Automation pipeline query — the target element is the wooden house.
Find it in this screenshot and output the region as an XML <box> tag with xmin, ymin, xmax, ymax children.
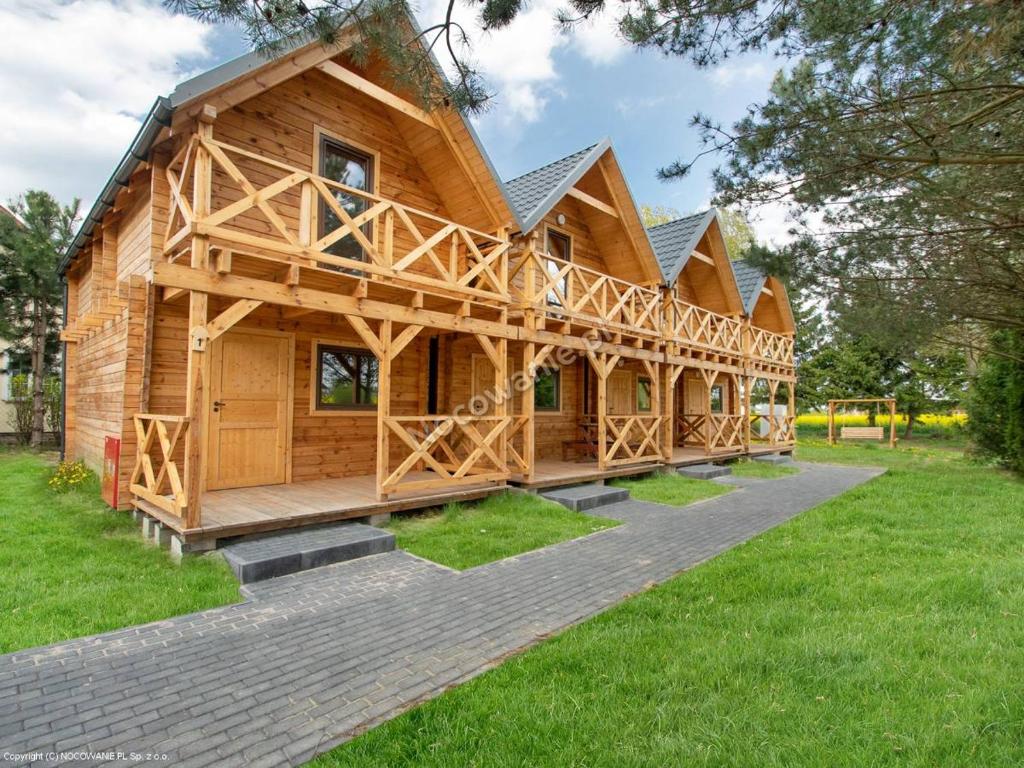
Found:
<box><xmin>58</xmin><ymin>21</ymin><xmax>796</xmax><ymax>550</ymax></box>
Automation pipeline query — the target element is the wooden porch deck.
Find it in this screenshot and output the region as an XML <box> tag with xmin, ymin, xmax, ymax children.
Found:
<box><xmin>511</xmin><ymin>459</ymin><xmax>662</xmax><ymax>490</ymax></box>
<box><xmin>138</xmin><ymin>472</ymin><xmax>504</xmax><ymax>543</ymax></box>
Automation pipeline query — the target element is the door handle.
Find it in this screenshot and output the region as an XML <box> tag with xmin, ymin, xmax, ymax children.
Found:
<box><xmin>213</xmin><ymin>400</ymin><xmax>226</xmax><ymax>412</ymax></box>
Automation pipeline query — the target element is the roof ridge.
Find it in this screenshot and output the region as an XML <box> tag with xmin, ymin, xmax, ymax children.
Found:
<box><xmin>504</xmin><ymin>142</ymin><xmax>600</xmax><ymax>185</ymax></box>
<box><xmin>645</xmin><ymin>209</ymin><xmax>711</xmax><ymax>231</ymax></box>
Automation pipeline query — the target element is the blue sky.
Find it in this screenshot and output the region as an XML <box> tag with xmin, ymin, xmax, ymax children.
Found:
<box><xmin>0</xmin><ymin>0</ymin><xmax>785</xmax><ymax>239</ymax></box>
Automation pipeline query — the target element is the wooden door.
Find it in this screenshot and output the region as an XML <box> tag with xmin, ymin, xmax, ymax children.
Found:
<box><xmin>471</xmin><ymin>354</ymin><xmax>495</xmax><ymax>415</ymax></box>
<box><xmin>684</xmin><ymin>375</ymin><xmax>706</xmax><ymax>414</ymax></box>
<box><xmin>207</xmin><ymin>329</ymin><xmax>294</xmax><ymax>490</ymax></box>
<box><xmin>608</xmin><ymin>370</ymin><xmax>632</xmax><ymax>414</ymax></box>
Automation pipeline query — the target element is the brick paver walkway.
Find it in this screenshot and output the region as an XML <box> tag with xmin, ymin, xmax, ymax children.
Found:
<box><xmin>0</xmin><ymin>462</ymin><xmax>881</xmax><ymax>767</ymax></box>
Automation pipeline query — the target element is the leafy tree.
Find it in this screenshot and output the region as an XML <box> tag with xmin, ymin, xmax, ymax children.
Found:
<box><xmin>0</xmin><ymin>191</ymin><xmax>79</xmax><ymax>447</ymax></box>
<box><xmin>640</xmin><ymin>204</ymin><xmax>679</xmax><ymax>227</ymax></box>
<box><xmin>716</xmin><ymin>207</ymin><xmax>755</xmax><ymax>260</ymax></box>
<box><xmin>965</xmin><ymin>330</ymin><xmax>1024</xmax><ymax>473</ymax></box>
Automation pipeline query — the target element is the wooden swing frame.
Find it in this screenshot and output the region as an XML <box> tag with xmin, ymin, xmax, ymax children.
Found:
<box><xmin>827</xmin><ymin>398</ymin><xmax>897</xmax><ymax>448</ymax></box>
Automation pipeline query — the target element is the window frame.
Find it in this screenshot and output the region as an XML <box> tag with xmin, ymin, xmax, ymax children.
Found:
<box><xmin>709</xmin><ymin>383</ymin><xmax>724</xmax><ymax>414</ymax></box>
<box><xmin>534</xmin><ymin>367</ymin><xmax>562</xmax><ymax>413</ymax></box>
<box><xmin>313</xmin><ymin>342</ymin><xmax>380</xmax><ymax>412</ymax></box>
<box><xmin>543</xmin><ymin>226</ymin><xmax>572</xmax><ymax>307</ymax></box>
<box><xmin>637</xmin><ymin>376</ymin><xmax>653</xmax><ymax>413</ymax></box>
<box><xmin>312</xmin><ymin>127</ymin><xmax>379</xmax><ymax>264</ymax></box>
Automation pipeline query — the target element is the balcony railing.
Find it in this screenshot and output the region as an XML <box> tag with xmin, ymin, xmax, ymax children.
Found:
<box><xmin>163</xmin><ymin>135</ymin><xmax>510</xmax><ymax>303</ymax></box>
<box><xmin>667</xmin><ymin>299</ymin><xmax>744</xmax><ymax>357</ymax></box>
<box><xmin>747</xmin><ymin>325</ymin><xmax>795</xmax><ymax>366</ymax></box>
<box><xmin>677</xmin><ymin>413</ymin><xmax>745</xmax><ymax>452</ymax></box>
<box><xmin>510</xmin><ymin>247</ymin><xmax>662</xmax><ymax>338</ymax></box>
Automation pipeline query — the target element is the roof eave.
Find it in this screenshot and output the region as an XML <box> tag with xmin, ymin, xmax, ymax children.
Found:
<box><xmin>59</xmin><ymin>96</ymin><xmax>173</xmax><ymax>276</ymax></box>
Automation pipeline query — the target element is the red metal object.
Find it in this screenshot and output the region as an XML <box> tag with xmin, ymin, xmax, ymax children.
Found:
<box><xmin>101</xmin><ymin>436</ymin><xmax>120</xmax><ymax>509</ymax></box>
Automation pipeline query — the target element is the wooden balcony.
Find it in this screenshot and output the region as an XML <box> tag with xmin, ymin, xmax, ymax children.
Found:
<box><xmin>747</xmin><ymin>325</ymin><xmax>795</xmax><ymax>369</ymax></box>
<box><xmin>666</xmin><ymin>298</ymin><xmax>745</xmax><ymax>359</ymax></box>
<box><xmin>510</xmin><ymin>247</ymin><xmax>663</xmax><ymax>344</ymax></box>
<box><xmin>162</xmin><ymin>134</ymin><xmax>510</xmax><ymax>306</ymax></box>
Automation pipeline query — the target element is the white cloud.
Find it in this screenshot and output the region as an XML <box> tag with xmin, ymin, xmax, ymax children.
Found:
<box><xmin>415</xmin><ymin>0</ymin><xmax>626</xmax><ymax>128</ymax></box>
<box><xmin>0</xmin><ymin>0</ymin><xmax>216</xmax><ymax>206</ymax></box>
<box><xmin>708</xmin><ymin>60</ymin><xmax>772</xmax><ymax>88</ymax></box>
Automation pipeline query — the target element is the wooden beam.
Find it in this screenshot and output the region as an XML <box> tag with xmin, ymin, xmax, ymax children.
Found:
<box><xmin>206</xmin><ymin>299</ymin><xmax>263</xmax><ymax>340</ymax></box>
<box><xmin>316</xmin><ymin>61</ymin><xmax>435</xmax><ymax>127</ymax></box>
<box><xmin>761</xmin><ymin>285</ymin><xmax>775</xmax><ymax>296</ymax></box>
<box><xmin>566</xmin><ymin>186</ymin><xmax>618</xmax><ymax>218</ymax></box>
<box><xmin>690</xmin><ymin>249</ymin><xmax>715</xmax><ymax>266</ymax></box>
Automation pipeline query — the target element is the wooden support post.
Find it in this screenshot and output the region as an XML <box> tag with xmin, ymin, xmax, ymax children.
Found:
<box><xmin>767</xmin><ymin>379</ymin><xmax>779</xmax><ymax>447</ymax></box>
<box><xmin>596</xmin><ymin>356</ymin><xmax>607</xmax><ymax>470</ymax></box>
<box><xmin>183</xmin><ymin>106</ymin><xmax>216</xmax><ymax>529</ymax></box>
<box><xmin>889</xmin><ymin>398</ymin><xmax>897</xmax><ymax>448</ymax></box>
<box><xmin>702</xmin><ymin>369</ymin><xmax>718</xmax><ymax>455</ymax></box>
<box><xmin>376</xmin><ymin>319</ymin><xmax>393</xmax><ymax>501</ymax></box>
<box><xmin>522</xmin><ymin>339</ymin><xmax>536</xmax><ymax>481</ymax></box>
<box><xmin>743</xmin><ymin>376</ymin><xmax>753</xmax><ymax>452</ymax></box>
<box><xmin>787</xmin><ymin>381</ymin><xmax>796</xmax><ymax>444</ymax></box>
<box><xmin>827</xmin><ymin>399</ymin><xmax>836</xmax><ymax>445</ymax></box>
<box><xmin>494</xmin><ymin>334</ymin><xmax>508</xmax><ymax>468</ymax></box>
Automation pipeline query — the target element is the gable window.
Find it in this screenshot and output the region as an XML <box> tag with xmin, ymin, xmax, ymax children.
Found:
<box><xmin>535</xmin><ymin>368</ymin><xmax>561</xmax><ymax>412</ymax></box>
<box><xmin>545</xmin><ymin>229</ymin><xmax>571</xmax><ymax>307</ymax></box>
<box><xmin>317</xmin><ymin>344</ymin><xmax>379</xmax><ymax>409</ymax></box>
<box><xmin>709</xmin><ymin>384</ymin><xmax>724</xmax><ymax>414</ymax></box>
<box><xmin>637</xmin><ymin>376</ymin><xmax>652</xmax><ymax>412</ymax></box>
<box><xmin>318</xmin><ymin>135</ymin><xmax>374</xmax><ymax>264</ymax></box>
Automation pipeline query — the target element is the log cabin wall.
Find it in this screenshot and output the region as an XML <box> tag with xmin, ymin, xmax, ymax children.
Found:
<box><xmin>146</xmin><ymin>301</ymin><xmax>428</xmax><ymax>482</ymax></box>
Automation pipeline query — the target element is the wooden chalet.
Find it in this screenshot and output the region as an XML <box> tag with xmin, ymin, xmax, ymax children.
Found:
<box><xmin>58</xmin><ymin>21</ymin><xmax>797</xmax><ymax>549</ymax></box>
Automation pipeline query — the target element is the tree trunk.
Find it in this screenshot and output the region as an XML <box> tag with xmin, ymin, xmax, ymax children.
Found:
<box><xmin>903</xmin><ymin>412</ymin><xmax>915</xmax><ymax>439</ymax></box>
<box><xmin>30</xmin><ymin>297</ymin><xmax>46</xmax><ymax>448</ymax></box>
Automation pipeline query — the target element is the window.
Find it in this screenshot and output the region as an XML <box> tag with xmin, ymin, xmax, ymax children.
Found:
<box><xmin>535</xmin><ymin>368</ymin><xmax>561</xmax><ymax>412</ymax></box>
<box><xmin>316</xmin><ymin>345</ymin><xmax>379</xmax><ymax>409</ymax></box>
<box><xmin>545</xmin><ymin>229</ymin><xmax>571</xmax><ymax>307</ymax></box>
<box><xmin>637</xmin><ymin>377</ymin><xmax>652</xmax><ymax>412</ymax></box>
<box><xmin>709</xmin><ymin>384</ymin><xmax>724</xmax><ymax>414</ymax></box>
<box><xmin>318</xmin><ymin>135</ymin><xmax>374</xmax><ymax>264</ymax></box>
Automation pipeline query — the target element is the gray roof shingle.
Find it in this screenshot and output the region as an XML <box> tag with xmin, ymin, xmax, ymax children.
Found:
<box><xmin>504</xmin><ymin>141</ymin><xmax>607</xmax><ymax>231</ymax></box>
<box><xmin>729</xmin><ymin>258</ymin><xmax>768</xmax><ymax>315</ymax></box>
<box><xmin>645</xmin><ymin>209</ymin><xmax>716</xmax><ymax>285</ymax></box>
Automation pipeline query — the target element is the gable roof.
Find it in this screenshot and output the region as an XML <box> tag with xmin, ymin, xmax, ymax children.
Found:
<box><xmin>60</xmin><ymin>14</ymin><xmax>522</xmax><ymax>274</ymax></box>
<box><xmin>645</xmin><ymin>209</ymin><xmax>716</xmax><ymax>285</ymax></box>
<box><xmin>730</xmin><ymin>258</ymin><xmax>768</xmax><ymax>315</ymax></box>
<box><xmin>504</xmin><ymin>141</ymin><xmax>605</xmax><ymax>232</ymax></box>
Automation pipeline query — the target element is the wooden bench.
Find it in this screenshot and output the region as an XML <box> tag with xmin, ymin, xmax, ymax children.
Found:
<box><xmin>840</xmin><ymin>426</ymin><xmax>885</xmax><ymax>440</ymax></box>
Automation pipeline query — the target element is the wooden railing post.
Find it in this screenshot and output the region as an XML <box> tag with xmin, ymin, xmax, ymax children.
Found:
<box><xmin>767</xmin><ymin>378</ymin><xmax>779</xmax><ymax>446</ymax></box>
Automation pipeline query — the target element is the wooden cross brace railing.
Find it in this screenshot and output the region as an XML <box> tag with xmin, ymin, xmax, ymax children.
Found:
<box><xmin>129</xmin><ymin>414</ymin><xmax>189</xmax><ymax>520</ymax></box>
<box><xmin>670</xmin><ymin>300</ymin><xmax>744</xmax><ymax>355</ymax></box>
<box><xmin>748</xmin><ymin>326</ymin><xmax>795</xmax><ymax>365</ymax></box>
<box><xmin>380</xmin><ymin>415</ymin><xmax>512</xmax><ymax>496</ymax></box>
<box><xmin>603</xmin><ymin>415</ymin><xmax>664</xmax><ymax>466</ymax></box>
<box><xmin>510</xmin><ymin>248</ymin><xmax>662</xmax><ymax>335</ymax></box>
<box><xmin>165</xmin><ymin>135</ymin><xmax>510</xmax><ymax>303</ymax></box>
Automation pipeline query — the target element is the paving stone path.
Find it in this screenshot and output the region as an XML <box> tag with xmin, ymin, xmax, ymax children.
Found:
<box><xmin>0</xmin><ymin>462</ymin><xmax>882</xmax><ymax>767</ymax></box>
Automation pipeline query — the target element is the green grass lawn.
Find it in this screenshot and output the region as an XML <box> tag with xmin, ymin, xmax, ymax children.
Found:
<box><xmin>610</xmin><ymin>471</ymin><xmax>731</xmax><ymax>505</ymax></box>
<box><xmin>315</xmin><ymin>440</ymin><xmax>1024</xmax><ymax>767</ymax></box>
<box><xmin>0</xmin><ymin>451</ymin><xmax>239</xmax><ymax>654</ymax></box>
<box><xmin>387</xmin><ymin>492</ymin><xmax>618</xmax><ymax>570</ymax></box>
<box><xmin>729</xmin><ymin>458</ymin><xmax>800</xmax><ymax>479</ymax></box>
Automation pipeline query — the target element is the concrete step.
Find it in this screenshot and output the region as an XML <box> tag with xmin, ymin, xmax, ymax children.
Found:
<box><xmin>540</xmin><ymin>483</ymin><xmax>629</xmax><ymax>512</ymax></box>
<box><xmin>221</xmin><ymin>523</ymin><xmax>395</xmax><ymax>584</ymax></box>
<box><xmin>677</xmin><ymin>463</ymin><xmax>732</xmax><ymax>480</ymax></box>
<box><xmin>753</xmin><ymin>453</ymin><xmax>795</xmax><ymax>465</ymax></box>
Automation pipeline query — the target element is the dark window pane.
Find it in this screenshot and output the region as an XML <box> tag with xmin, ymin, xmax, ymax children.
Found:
<box><xmin>319</xmin><ymin>138</ymin><xmax>373</xmax><ymax>264</ymax></box>
<box><xmin>535</xmin><ymin>368</ymin><xmax>560</xmax><ymax>411</ymax></box>
<box><xmin>318</xmin><ymin>346</ymin><xmax>378</xmax><ymax>409</ymax></box>
<box><xmin>637</xmin><ymin>377</ymin><xmax>652</xmax><ymax>412</ymax></box>
<box><xmin>710</xmin><ymin>384</ymin><xmax>723</xmax><ymax>414</ymax></box>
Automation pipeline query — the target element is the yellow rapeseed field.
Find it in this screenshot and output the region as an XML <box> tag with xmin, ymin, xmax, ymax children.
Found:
<box><xmin>796</xmin><ymin>412</ymin><xmax>967</xmax><ymax>429</ymax></box>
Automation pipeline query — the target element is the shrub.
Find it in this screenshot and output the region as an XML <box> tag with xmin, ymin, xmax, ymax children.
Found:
<box><xmin>48</xmin><ymin>460</ymin><xmax>92</xmax><ymax>493</ymax></box>
<box><xmin>7</xmin><ymin>373</ymin><xmax>32</xmax><ymax>445</ymax></box>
